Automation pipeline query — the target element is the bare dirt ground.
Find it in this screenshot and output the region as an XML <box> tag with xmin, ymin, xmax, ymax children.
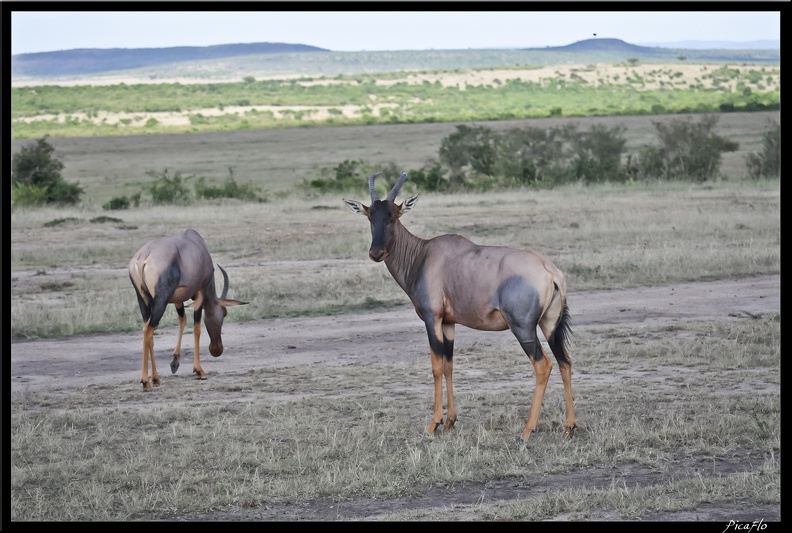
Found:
<box><xmin>10</xmin><ymin>274</ymin><xmax>780</xmax><ymax>521</ymax></box>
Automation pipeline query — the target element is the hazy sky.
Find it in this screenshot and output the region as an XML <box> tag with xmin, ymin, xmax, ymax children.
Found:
<box><xmin>10</xmin><ymin>10</ymin><xmax>781</xmax><ymax>56</ymax></box>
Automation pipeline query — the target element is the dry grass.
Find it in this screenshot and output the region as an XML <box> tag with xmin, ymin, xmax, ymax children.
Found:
<box><xmin>10</xmin><ymin>180</ymin><xmax>780</xmax><ymax>340</ymax></box>
<box><xmin>10</xmin><ymin>316</ymin><xmax>780</xmax><ymax>520</ymax></box>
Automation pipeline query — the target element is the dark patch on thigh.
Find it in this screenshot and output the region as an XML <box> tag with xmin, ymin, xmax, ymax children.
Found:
<box><xmin>497</xmin><ymin>276</ymin><xmax>542</xmax><ymax>343</ymax></box>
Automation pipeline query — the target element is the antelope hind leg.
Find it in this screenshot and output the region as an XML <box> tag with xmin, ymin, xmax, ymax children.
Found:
<box><xmin>171</xmin><ymin>305</ymin><xmax>187</xmax><ymax>374</ymax></box>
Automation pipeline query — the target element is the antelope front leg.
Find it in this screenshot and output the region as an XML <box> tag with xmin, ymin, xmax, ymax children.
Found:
<box><xmin>192</xmin><ymin>323</ymin><xmax>207</xmax><ymax>380</ymax></box>
<box><xmin>443</xmin><ymin>358</ymin><xmax>456</xmax><ymax>430</ymax></box>
<box><xmin>442</xmin><ymin>323</ymin><xmax>457</xmax><ymax>430</ymax></box>
<box><xmin>425</xmin><ymin>349</ymin><xmax>445</xmax><ymax>435</ymax></box>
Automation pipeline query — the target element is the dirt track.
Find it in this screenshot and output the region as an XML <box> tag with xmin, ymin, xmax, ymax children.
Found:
<box><xmin>10</xmin><ymin>275</ymin><xmax>780</xmax><ymax>398</ymax></box>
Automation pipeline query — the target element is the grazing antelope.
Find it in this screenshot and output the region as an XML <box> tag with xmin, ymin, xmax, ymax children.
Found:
<box><xmin>129</xmin><ymin>228</ymin><xmax>248</xmax><ymax>391</ymax></box>
<box><xmin>344</xmin><ymin>173</ymin><xmax>575</xmax><ymax>443</ymax></box>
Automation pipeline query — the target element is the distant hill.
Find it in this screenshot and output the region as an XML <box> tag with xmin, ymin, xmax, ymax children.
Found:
<box><xmin>524</xmin><ymin>38</ymin><xmax>778</xmax><ymax>63</ymax></box>
<box><xmin>529</xmin><ymin>38</ymin><xmax>665</xmax><ymax>55</ymax></box>
<box><xmin>10</xmin><ymin>39</ymin><xmax>779</xmax><ymax>81</ymax></box>
<box><xmin>11</xmin><ymin>42</ymin><xmax>329</xmax><ymax>77</ymax></box>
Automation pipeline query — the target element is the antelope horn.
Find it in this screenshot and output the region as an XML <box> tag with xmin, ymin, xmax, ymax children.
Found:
<box><xmin>368</xmin><ymin>173</ymin><xmax>382</xmax><ymax>202</ymax></box>
<box><xmin>386</xmin><ymin>172</ymin><xmax>408</xmax><ymax>201</ymax></box>
<box><xmin>218</xmin><ymin>264</ymin><xmax>230</xmax><ymax>300</ymax></box>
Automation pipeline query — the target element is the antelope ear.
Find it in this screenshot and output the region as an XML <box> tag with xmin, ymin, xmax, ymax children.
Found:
<box><xmin>400</xmin><ymin>195</ymin><xmax>419</xmax><ymax>215</ymax></box>
<box><xmin>343</xmin><ymin>199</ymin><xmax>369</xmax><ymax>215</ymax></box>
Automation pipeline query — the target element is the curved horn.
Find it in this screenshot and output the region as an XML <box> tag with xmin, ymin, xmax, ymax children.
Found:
<box><xmin>368</xmin><ymin>173</ymin><xmax>382</xmax><ymax>202</ymax></box>
<box><xmin>386</xmin><ymin>172</ymin><xmax>408</xmax><ymax>201</ymax></box>
<box><xmin>218</xmin><ymin>264</ymin><xmax>230</xmax><ymax>300</ymax></box>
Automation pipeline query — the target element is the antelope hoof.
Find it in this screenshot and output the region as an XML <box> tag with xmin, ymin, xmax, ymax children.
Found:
<box><xmin>141</xmin><ymin>380</ymin><xmax>152</xmax><ymax>392</ymax></box>
<box><xmin>193</xmin><ymin>370</ymin><xmax>207</xmax><ymax>381</ymax></box>
<box><xmin>443</xmin><ymin>418</ymin><xmax>457</xmax><ymax>430</ymax></box>
<box><xmin>170</xmin><ymin>360</ymin><xmax>179</xmax><ymax>374</ymax></box>
<box><xmin>517</xmin><ymin>427</ymin><xmax>539</xmax><ymax>445</ymax></box>
<box><xmin>151</xmin><ymin>376</ymin><xmax>161</xmax><ymax>387</ymax></box>
<box><xmin>425</xmin><ymin>420</ymin><xmax>442</xmax><ymax>436</ymax></box>
<box><xmin>564</xmin><ymin>424</ymin><xmax>577</xmax><ymax>438</ymax></box>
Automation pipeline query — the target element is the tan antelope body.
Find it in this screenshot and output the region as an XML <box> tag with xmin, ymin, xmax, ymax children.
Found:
<box><xmin>128</xmin><ymin>228</ymin><xmax>247</xmax><ymax>391</ymax></box>
<box><xmin>345</xmin><ymin>173</ymin><xmax>576</xmax><ymax>443</ymax></box>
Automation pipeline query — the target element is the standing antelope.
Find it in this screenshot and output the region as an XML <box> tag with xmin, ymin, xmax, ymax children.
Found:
<box><xmin>344</xmin><ymin>173</ymin><xmax>576</xmax><ymax>443</ymax></box>
<box><xmin>129</xmin><ymin>228</ymin><xmax>248</xmax><ymax>391</ymax></box>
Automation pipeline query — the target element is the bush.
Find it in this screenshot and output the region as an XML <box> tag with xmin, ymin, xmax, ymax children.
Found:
<box><xmin>745</xmin><ymin>119</ymin><xmax>780</xmax><ymax>179</ymax></box>
<box><xmin>407</xmin><ymin>162</ymin><xmax>449</xmax><ymax>192</ymax></box>
<box><xmin>103</xmin><ymin>196</ymin><xmax>130</xmax><ymax>210</ymax></box>
<box><xmin>11</xmin><ymin>184</ymin><xmax>49</xmax><ymax>206</ymax></box>
<box><xmin>438</xmin><ymin>125</ymin><xmax>498</xmax><ymax>187</ymax></box>
<box><xmin>303</xmin><ymin>159</ymin><xmax>394</xmax><ymax>195</ymax></box>
<box><xmin>145</xmin><ymin>169</ymin><xmax>193</xmax><ymax>205</ymax></box>
<box><xmin>11</xmin><ymin>137</ymin><xmax>84</xmax><ymax>206</ymax></box>
<box><xmin>628</xmin><ymin>115</ymin><xmax>739</xmax><ymax>181</ymax></box>
<box><xmin>102</xmin><ymin>193</ymin><xmax>141</xmax><ymax>211</ymax></box>
<box><xmin>303</xmin><ymin>159</ymin><xmax>365</xmax><ymax>194</ymax></box>
<box><xmin>566</xmin><ymin>124</ymin><xmax>629</xmax><ymax>183</ymax></box>
<box><xmin>440</xmin><ymin>123</ymin><xmax>629</xmax><ymax>187</ymax></box>
<box><xmin>626</xmin><ymin>146</ymin><xmax>667</xmax><ymax>181</ymax></box>
<box><xmin>194</xmin><ymin>168</ymin><xmax>266</xmax><ymax>202</ymax></box>
<box><xmin>494</xmin><ymin>126</ymin><xmax>563</xmax><ymax>185</ymax></box>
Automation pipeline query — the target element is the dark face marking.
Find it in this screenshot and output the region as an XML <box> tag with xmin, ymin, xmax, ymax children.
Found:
<box><xmin>204</xmin><ymin>302</ymin><xmax>227</xmax><ymax>357</ymax></box>
<box><xmin>368</xmin><ymin>200</ymin><xmax>398</xmax><ymax>262</ymax></box>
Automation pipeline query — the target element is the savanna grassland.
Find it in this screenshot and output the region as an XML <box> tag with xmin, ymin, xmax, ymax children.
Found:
<box><xmin>10</xmin><ymin>50</ymin><xmax>780</xmax><ymax>521</ymax></box>
<box><xmin>11</xmin><ymin>61</ymin><xmax>780</xmax><ymax>139</ymax></box>
<box><xmin>10</xmin><ymin>178</ymin><xmax>781</xmax><ymax>521</ymax></box>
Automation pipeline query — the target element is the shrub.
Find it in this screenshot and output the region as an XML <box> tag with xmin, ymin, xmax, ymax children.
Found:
<box><xmin>90</xmin><ymin>216</ymin><xmax>123</xmax><ymax>223</ymax></box>
<box><xmin>102</xmin><ymin>192</ymin><xmax>140</xmax><ymax>210</ymax></box>
<box><xmin>194</xmin><ymin>168</ymin><xmax>266</xmax><ymax>202</ymax></box>
<box><xmin>11</xmin><ymin>137</ymin><xmax>84</xmax><ymax>205</ymax></box>
<box><xmin>438</xmin><ymin>125</ymin><xmax>498</xmax><ymax>187</ymax></box>
<box><xmin>566</xmin><ymin>124</ymin><xmax>629</xmax><ymax>183</ymax></box>
<box><xmin>103</xmin><ymin>196</ymin><xmax>130</xmax><ymax>210</ymax></box>
<box><xmin>145</xmin><ymin>169</ymin><xmax>193</xmax><ymax>205</ymax></box>
<box><xmin>626</xmin><ymin>146</ymin><xmax>667</xmax><ymax>181</ymax></box>
<box><xmin>302</xmin><ymin>160</ymin><xmax>410</xmax><ymax>196</ymax></box>
<box><xmin>629</xmin><ymin>115</ymin><xmax>739</xmax><ymax>181</ymax></box>
<box><xmin>43</xmin><ymin>217</ymin><xmax>80</xmax><ymax>227</ymax></box>
<box><xmin>494</xmin><ymin>126</ymin><xmax>564</xmax><ymax>185</ymax></box>
<box><xmin>745</xmin><ymin>119</ymin><xmax>780</xmax><ymax>179</ymax></box>
<box><xmin>11</xmin><ymin>184</ymin><xmax>49</xmax><ymax>206</ymax></box>
<box><xmin>407</xmin><ymin>162</ymin><xmax>449</xmax><ymax>192</ymax></box>
<box><xmin>441</xmin><ymin>123</ymin><xmax>629</xmax><ymax>187</ymax></box>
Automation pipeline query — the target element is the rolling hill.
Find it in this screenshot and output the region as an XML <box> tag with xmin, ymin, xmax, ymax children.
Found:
<box><xmin>11</xmin><ymin>42</ymin><xmax>328</xmax><ymax>77</ymax></box>
<box><xmin>10</xmin><ymin>38</ymin><xmax>780</xmax><ymax>80</ymax></box>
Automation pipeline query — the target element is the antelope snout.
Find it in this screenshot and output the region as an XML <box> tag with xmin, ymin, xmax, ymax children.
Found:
<box><xmin>369</xmin><ymin>248</ymin><xmax>386</xmax><ymax>262</ymax></box>
<box><xmin>209</xmin><ymin>342</ymin><xmax>224</xmax><ymax>357</ymax></box>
